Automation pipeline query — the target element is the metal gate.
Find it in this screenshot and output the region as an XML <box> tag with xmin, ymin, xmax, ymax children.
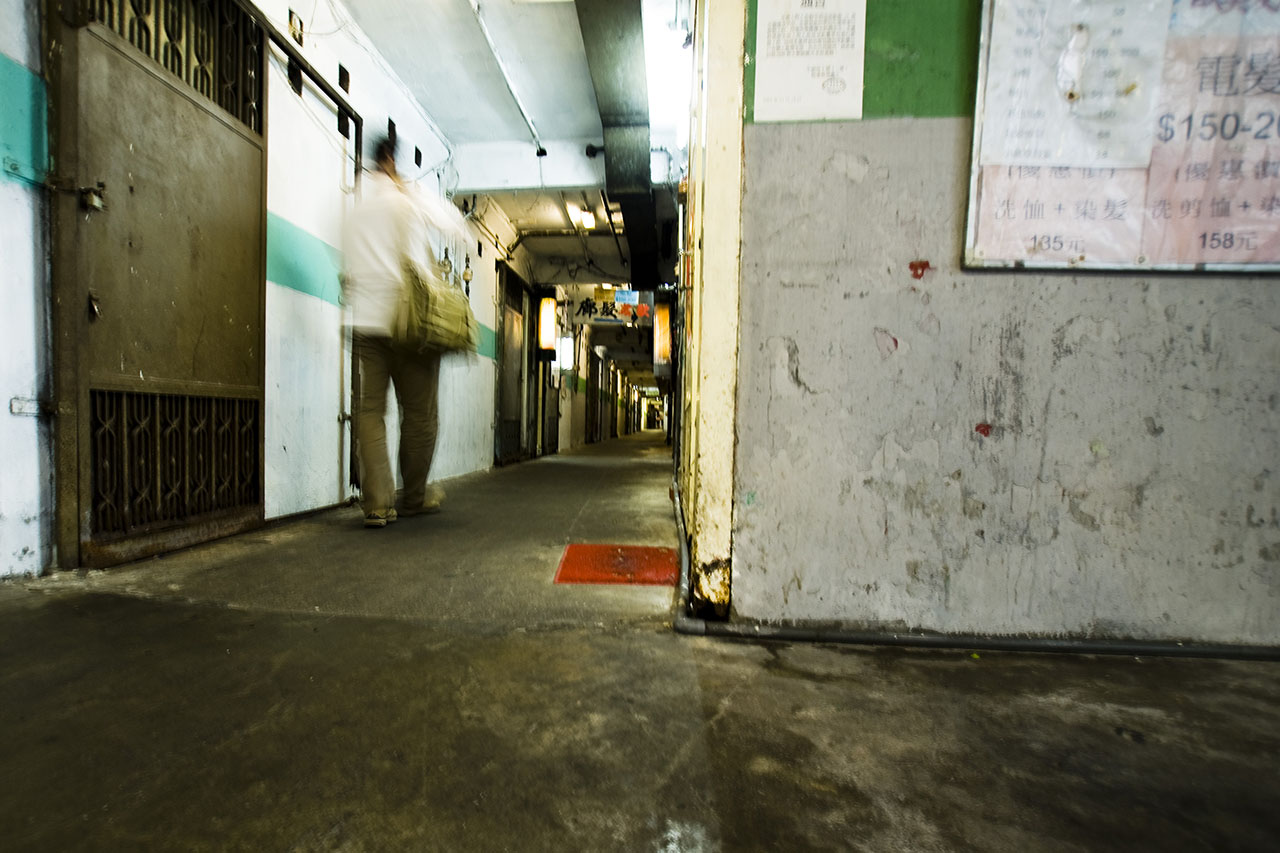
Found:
<box><xmin>49</xmin><ymin>1</ymin><xmax>267</xmax><ymax>567</ymax></box>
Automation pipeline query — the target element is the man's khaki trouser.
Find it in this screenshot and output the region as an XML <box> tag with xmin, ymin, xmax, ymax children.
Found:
<box><xmin>352</xmin><ymin>333</ymin><xmax>441</xmax><ymax>513</ymax></box>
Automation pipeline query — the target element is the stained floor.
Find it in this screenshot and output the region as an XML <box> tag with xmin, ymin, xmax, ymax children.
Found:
<box><xmin>2</xmin><ymin>432</ymin><xmax>1278</xmax><ymax>851</ymax></box>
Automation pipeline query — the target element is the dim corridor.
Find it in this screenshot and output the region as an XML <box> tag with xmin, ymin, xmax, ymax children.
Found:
<box><xmin>1</xmin><ymin>432</ymin><xmax>1279</xmax><ymax>851</ymax></box>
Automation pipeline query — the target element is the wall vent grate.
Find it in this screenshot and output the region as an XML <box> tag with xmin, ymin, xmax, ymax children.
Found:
<box><xmin>90</xmin><ymin>390</ymin><xmax>260</xmax><ymax>536</ymax></box>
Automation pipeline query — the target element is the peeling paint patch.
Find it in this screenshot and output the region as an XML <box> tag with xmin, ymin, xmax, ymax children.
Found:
<box><xmin>693</xmin><ymin>559</ymin><xmax>731</xmax><ymax>618</ymax></box>
<box><xmin>1246</xmin><ymin>505</ymin><xmax>1278</xmax><ymax>529</ymax></box>
<box><xmin>1069</xmin><ymin>498</ymin><xmax>1101</xmax><ymax>532</ymax></box>
<box><xmin>1260</xmin><ymin>543</ymin><xmax>1280</xmax><ymax>562</ymax></box>
<box><xmin>873</xmin><ymin>327</ymin><xmax>899</xmax><ymax>359</ymax></box>
<box><xmin>782</xmin><ymin>338</ymin><xmax>820</xmax><ymax>394</ymax></box>
<box><xmin>781</xmin><ymin>572</ymin><xmax>803</xmax><ymax>605</ymax></box>
<box><xmin>822</xmin><ymin>150</ymin><xmax>870</xmax><ymax>182</ymax></box>
<box><xmin>1144</xmin><ymin>417</ymin><xmax>1164</xmax><ymax>437</ymax></box>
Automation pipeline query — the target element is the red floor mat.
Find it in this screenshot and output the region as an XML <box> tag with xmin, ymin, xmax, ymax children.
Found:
<box><xmin>554</xmin><ymin>544</ymin><xmax>679</xmax><ymax>586</ymax></box>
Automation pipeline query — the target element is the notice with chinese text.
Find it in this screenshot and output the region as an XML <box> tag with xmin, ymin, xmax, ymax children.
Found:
<box><xmin>752</xmin><ymin>0</ymin><xmax>866</xmax><ymax>122</ymax></box>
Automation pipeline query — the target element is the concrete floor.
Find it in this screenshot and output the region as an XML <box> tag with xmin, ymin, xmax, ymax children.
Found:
<box><xmin>2</xmin><ymin>432</ymin><xmax>1279</xmax><ymax>851</ymax></box>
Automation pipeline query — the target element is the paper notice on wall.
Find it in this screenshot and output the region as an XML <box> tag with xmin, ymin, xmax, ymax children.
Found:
<box><xmin>979</xmin><ymin>0</ymin><xmax>1174</xmax><ymax>167</ymax></box>
<box><xmin>752</xmin><ymin>0</ymin><xmax>866</xmax><ymax>123</ymax></box>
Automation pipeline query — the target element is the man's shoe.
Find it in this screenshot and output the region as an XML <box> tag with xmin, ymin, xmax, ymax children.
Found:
<box><xmin>401</xmin><ymin>485</ymin><xmax>445</xmax><ymax>517</ymax></box>
<box><xmin>364</xmin><ymin>508</ymin><xmax>398</xmax><ymax>528</ymax></box>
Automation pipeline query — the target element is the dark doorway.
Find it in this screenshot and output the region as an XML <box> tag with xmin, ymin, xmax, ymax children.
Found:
<box><xmin>495</xmin><ymin>264</ymin><xmax>528</xmax><ymax>465</ymax></box>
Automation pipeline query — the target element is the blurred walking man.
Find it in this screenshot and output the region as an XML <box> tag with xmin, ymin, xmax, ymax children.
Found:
<box><xmin>342</xmin><ymin>135</ymin><xmax>444</xmax><ymax>527</ymax></box>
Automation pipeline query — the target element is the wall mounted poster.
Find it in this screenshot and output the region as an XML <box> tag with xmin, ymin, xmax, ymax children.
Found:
<box><xmin>750</xmin><ymin>0</ymin><xmax>867</xmax><ymax>122</ymax></box>
<box><xmin>966</xmin><ymin>0</ymin><xmax>1280</xmax><ymax>270</ymax></box>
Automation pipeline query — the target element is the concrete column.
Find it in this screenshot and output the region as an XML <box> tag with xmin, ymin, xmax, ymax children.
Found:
<box><xmin>682</xmin><ymin>0</ymin><xmax>744</xmax><ymax>612</ymax></box>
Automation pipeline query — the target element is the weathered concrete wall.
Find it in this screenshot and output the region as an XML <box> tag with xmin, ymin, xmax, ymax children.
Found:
<box><xmin>733</xmin><ymin>119</ymin><xmax>1280</xmax><ymax>645</ymax></box>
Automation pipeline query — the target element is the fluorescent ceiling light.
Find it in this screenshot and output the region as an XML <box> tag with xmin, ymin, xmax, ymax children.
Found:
<box><xmin>642</xmin><ymin>0</ymin><xmax>693</xmax><ymax>156</ymax></box>
<box><xmin>579</xmin><ymin>210</ymin><xmax>596</xmax><ymax>229</ymax></box>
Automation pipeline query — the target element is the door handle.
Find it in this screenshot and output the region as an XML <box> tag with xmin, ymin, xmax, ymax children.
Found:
<box><xmin>87</xmin><ymin>291</ymin><xmax>101</xmax><ymax>321</ymax></box>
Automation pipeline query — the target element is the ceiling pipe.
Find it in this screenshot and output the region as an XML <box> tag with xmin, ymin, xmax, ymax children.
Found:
<box><xmin>601</xmin><ymin>189</ymin><xmax>628</xmax><ymax>268</ymax></box>
<box><xmin>507</xmin><ymin>228</ymin><xmax>606</xmax><ymax>253</ymax></box>
<box><xmin>574</xmin><ymin>0</ymin><xmax>658</xmax><ymax>288</ymax></box>
<box><xmin>468</xmin><ymin>1</ymin><xmax>546</xmax><ymax>156</ymax></box>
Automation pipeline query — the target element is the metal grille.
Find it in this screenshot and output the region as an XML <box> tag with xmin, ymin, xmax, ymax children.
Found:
<box><xmin>83</xmin><ymin>0</ymin><xmax>263</xmax><ymax>133</ymax></box>
<box><xmin>90</xmin><ymin>390</ymin><xmax>260</xmax><ymax>536</ymax></box>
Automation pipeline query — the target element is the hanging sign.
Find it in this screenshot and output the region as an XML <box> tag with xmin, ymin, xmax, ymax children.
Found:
<box><xmin>966</xmin><ymin>0</ymin><xmax>1280</xmax><ymax>271</ymax></box>
<box><xmin>567</xmin><ymin>287</ymin><xmax>655</xmax><ymax>326</ymax></box>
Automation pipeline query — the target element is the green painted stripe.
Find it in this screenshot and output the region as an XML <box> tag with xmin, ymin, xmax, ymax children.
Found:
<box><xmin>266</xmin><ymin>212</ymin><xmax>342</xmax><ymax>305</ymax></box>
<box><xmin>0</xmin><ymin>53</ymin><xmax>48</xmax><ymax>185</ymax></box>
<box><xmin>476</xmin><ymin>322</ymin><xmax>497</xmax><ymax>361</ymax></box>
<box><xmin>266</xmin><ymin>211</ymin><xmax>497</xmax><ymax>359</ymax></box>
<box><xmin>577</xmin><ymin>375</ymin><xmax>588</xmax><ymax>394</ymax></box>
<box><xmin>743</xmin><ymin>0</ymin><xmax>759</xmax><ymax>125</ymax></box>
<box><xmin>863</xmin><ymin>0</ymin><xmax>981</xmax><ymax>119</ymax></box>
<box><xmin>744</xmin><ymin>0</ymin><xmax>981</xmax><ymax>123</ymax></box>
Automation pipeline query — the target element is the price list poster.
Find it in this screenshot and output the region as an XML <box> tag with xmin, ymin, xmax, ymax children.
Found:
<box><xmin>966</xmin><ymin>0</ymin><xmax>1280</xmax><ymax>270</ymax></box>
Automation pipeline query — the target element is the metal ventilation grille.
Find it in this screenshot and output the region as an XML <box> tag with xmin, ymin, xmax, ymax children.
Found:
<box><xmin>90</xmin><ymin>390</ymin><xmax>260</xmax><ymax>536</ymax></box>
<box><xmin>82</xmin><ymin>0</ymin><xmax>264</xmax><ymax>133</ymax></box>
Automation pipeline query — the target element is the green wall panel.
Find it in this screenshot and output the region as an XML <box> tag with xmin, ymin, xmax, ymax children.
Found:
<box><xmin>745</xmin><ymin>0</ymin><xmax>981</xmax><ymax>123</ymax></box>
<box><xmin>0</xmin><ymin>52</ymin><xmax>48</xmax><ymax>185</ymax></box>
<box><xmin>863</xmin><ymin>0</ymin><xmax>981</xmax><ymax>118</ymax></box>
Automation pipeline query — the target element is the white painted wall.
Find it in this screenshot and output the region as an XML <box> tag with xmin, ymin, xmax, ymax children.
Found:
<box><xmin>0</xmin><ymin>0</ymin><xmax>49</xmax><ymax>577</ymax></box>
<box><xmin>733</xmin><ymin>119</ymin><xmax>1280</xmax><ymax>646</ymax></box>
<box><xmin>260</xmin><ymin>14</ymin><xmax>351</xmax><ymax>518</ymax></box>
<box><xmin>0</xmin><ymin>178</ymin><xmax>49</xmax><ymax>577</ymax></box>
<box><xmin>0</xmin><ymin>0</ymin><xmax>35</xmax><ymax>66</ymax></box>
<box><xmin>263</xmin><ymin>283</ymin><xmax>346</xmax><ymax>518</ymax></box>
<box><xmin>255</xmin><ymin>0</ymin><xmax>495</xmax><ymax>515</ymax></box>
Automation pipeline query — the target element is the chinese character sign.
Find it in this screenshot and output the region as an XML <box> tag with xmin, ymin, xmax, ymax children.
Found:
<box><xmin>967</xmin><ymin>0</ymin><xmax>1280</xmax><ymax>269</ymax></box>
<box><xmin>567</xmin><ymin>287</ymin><xmax>655</xmax><ymax>326</ymax></box>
